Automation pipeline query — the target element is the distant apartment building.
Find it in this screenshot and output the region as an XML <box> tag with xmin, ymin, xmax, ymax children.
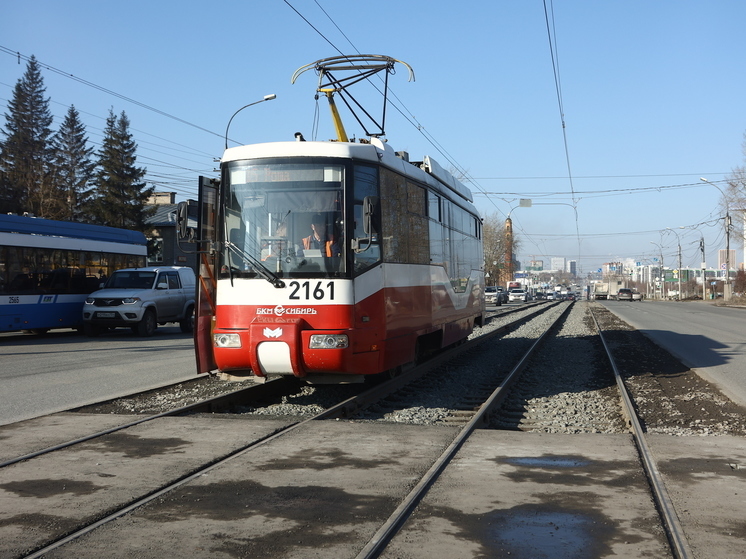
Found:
<box><xmin>603</xmin><ymin>261</ymin><xmax>624</xmax><ymax>276</ymax></box>
<box><xmin>718</xmin><ymin>249</ymin><xmax>737</xmax><ymax>271</ymax></box>
<box><xmin>550</xmin><ymin>257</ymin><xmax>566</xmax><ymax>272</ymax></box>
<box><xmin>566</xmin><ymin>260</ymin><xmax>577</xmax><ymax>276</ymax></box>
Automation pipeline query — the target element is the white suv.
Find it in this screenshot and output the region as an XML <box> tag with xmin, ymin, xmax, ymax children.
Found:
<box><xmin>82</xmin><ymin>266</ymin><xmax>195</xmax><ymax>337</ymax></box>
<box><xmin>508</xmin><ymin>288</ymin><xmax>528</xmax><ymax>303</ymax></box>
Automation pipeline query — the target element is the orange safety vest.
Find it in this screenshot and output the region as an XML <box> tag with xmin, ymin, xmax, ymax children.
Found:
<box><xmin>302</xmin><ymin>235</ymin><xmax>336</xmax><ymax>257</ymax></box>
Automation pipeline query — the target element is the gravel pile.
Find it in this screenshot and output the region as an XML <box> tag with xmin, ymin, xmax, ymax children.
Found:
<box><xmin>81</xmin><ymin>301</ymin><xmax>746</xmax><ymax>439</ymax></box>
<box><xmin>358</xmin><ymin>303</ymin><xmax>569</xmax><ymax>424</ymax></box>
<box><xmin>592</xmin><ymin>304</ymin><xmax>746</xmax><ymax>437</ymax></box>
<box><xmin>489</xmin><ymin>303</ymin><xmax>627</xmax><ymax>433</ymax></box>
<box><xmin>76</xmin><ymin>376</ymin><xmax>260</xmax><ymax>415</ymax></box>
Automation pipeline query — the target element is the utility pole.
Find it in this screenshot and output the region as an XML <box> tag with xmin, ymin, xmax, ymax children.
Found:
<box><xmin>667</xmin><ymin>228</ymin><xmax>683</xmax><ymax>300</ymax></box>
<box><xmin>700</xmin><ymin>236</ymin><xmax>706</xmax><ymax>300</ymax></box>
<box><xmin>700</xmin><ymin>178</ymin><xmax>732</xmax><ymax>300</ymax></box>
<box><xmin>677</xmin><ymin>242</ymin><xmax>683</xmax><ymax>301</ymax></box>
<box><xmin>725</xmin><ymin>212</ymin><xmax>732</xmax><ymax>299</ymax></box>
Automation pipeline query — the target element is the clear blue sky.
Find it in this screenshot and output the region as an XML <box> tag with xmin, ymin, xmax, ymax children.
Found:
<box><xmin>2</xmin><ymin>1</ymin><xmax>745</xmax><ymax>276</ymax></box>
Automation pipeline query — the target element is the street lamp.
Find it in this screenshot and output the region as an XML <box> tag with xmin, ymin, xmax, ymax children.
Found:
<box><xmin>224</xmin><ymin>94</ymin><xmax>277</xmax><ymax>150</ymax></box>
<box><xmin>700</xmin><ymin>177</ymin><xmax>732</xmax><ymax>300</ymax></box>
<box><xmin>665</xmin><ymin>227</ymin><xmax>683</xmax><ymax>300</ymax></box>
<box><xmin>650</xmin><ymin>241</ymin><xmax>664</xmax><ymax>299</ymax></box>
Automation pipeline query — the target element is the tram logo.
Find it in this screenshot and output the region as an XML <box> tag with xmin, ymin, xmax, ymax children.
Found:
<box><xmin>256</xmin><ymin>305</ymin><xmax>318</xmax><ymax>317</ymax></box>
<box><xmin>263</xmin><ymin>327</ymin><xmax>283</xmax><ymax>338</ymax></box>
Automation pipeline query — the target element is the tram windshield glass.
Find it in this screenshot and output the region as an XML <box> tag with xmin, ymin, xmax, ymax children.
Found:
<box><xmin>222</xmin><ymin>161</ymin><xmax>346</xmax><ymax>279</ymax></box>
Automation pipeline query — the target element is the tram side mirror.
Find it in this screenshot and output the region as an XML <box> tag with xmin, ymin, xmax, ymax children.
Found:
<box><xmin>362</xmin><ymin>196</ymin><xmax>379</xmax><ymax>236</ymax></box>
<box><xmin>176</xmin><ymin>201</ymin><xmax>192</xmax><ymax>240</ymax></box>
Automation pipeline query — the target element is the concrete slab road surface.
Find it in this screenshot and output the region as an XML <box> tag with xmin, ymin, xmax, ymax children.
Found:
<box><xmin>383</xmin><ymin>431</ymin><xmax>671</xmax><ymax>558</ymax></box>
<box><xmin>3</xmin><ymin>420</ymin><xmax>744</xmax><ymax>557</ymax></box>
<box><xmin>384</xmin><ymin>430</ymin><xmax>746</xmax><ymax>559</ymax></box>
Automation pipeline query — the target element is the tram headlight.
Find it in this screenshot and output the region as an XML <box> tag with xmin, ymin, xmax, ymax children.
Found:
<box><xmin>309</xmin><ymin>334</ymin><xmax>348</xmax><ymax>349</ymax></box>
<box><xmin>214</xmin><ymin>333</ymin><xmax>242</xmax><ymax>348</ymax></box>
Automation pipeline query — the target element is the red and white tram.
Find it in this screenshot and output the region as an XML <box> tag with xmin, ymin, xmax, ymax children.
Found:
<box><xmin>184</xmin><ymin>57</ymin><xmax>485</xmax><ymax>382</ymax></box>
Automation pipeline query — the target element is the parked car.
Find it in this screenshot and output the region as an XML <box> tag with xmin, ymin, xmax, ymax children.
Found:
<box><xmin>508</xmin><ymin>288</ymin><xmax>528</xmax><ymax>303</ymax></box>
<box><xmin>617</xmin><ymin>288</ymin><xmax>634</xmax><ymax>301</ymax></box>
<box><xmin>82</xmin><ymin>266</ymin><xmax>195</xmax><ymax>336</ymax></box>
<box><xmin>632</xmin><ymin>291</ymin><xmax>643</xmax><ymax>301</ymax></box>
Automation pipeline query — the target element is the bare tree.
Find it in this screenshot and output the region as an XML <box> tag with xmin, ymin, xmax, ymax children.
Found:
<box><xmin>483</xmin><ymin>212</ymin><xmax>519</xmax><ymax>286</ymax></box>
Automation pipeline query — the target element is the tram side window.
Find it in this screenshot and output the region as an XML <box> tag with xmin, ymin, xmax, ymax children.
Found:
<box><xmin>1</xmin><ymin>246</ymin><xmax>144</xmax><ymax>295</ymax></box>
<box><xmin>352</xmin><ymin>165</ymin><xmax>381</xmax><ymax>273</ymax></box>
<box><xmin>428</xmin><ymin>191</ymin><xmax>441</xmax><ymax>221</ymax></box>
<box><xmin>406</xmin><ymin>181</ymin><xmax>429</xmax><ymax>265</ymax></box>
<box><xmin>380</xmin><ymin>168</ymin><xmax>408</xmax><ymax>263</ymax></box>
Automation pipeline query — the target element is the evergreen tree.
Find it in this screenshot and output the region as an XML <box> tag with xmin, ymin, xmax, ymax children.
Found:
<box><xmin>0</xmin><ymin>55</ymin><xmax>55</xmax><ymax>216</ymax></box>
<box><xmin>89</xmin><ymin>109</ymin><xmax>153</xmax><ymax>230</ymax></box>
<box><xmin>50</xmin><ymin>105</ymin><xmax>95</xmax><ymax>221</ymax></box>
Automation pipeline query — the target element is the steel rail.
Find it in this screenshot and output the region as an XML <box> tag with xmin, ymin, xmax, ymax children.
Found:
<box><xmin>19</xmin><ymin>302</ymin><xmax>566</xmax><ymax>558</ymax></box>
<box><xmin>590</xmin><ymin>307</ymin><xmax>693</xmax><ymax>559</ymax></box>
<box><xmin>3</xmin><ymin>302</ymin><xmax>551</xmax><ymax>469</ymax></box>
<box><xmin>355</xmin><ymin>302</ymin><xmax>574</xmax><ymax>558</ymax></box>
<box><xmin>0</xmin><ymin>376</ymin><xmax>300</xmax><ymax>468</ymax></box>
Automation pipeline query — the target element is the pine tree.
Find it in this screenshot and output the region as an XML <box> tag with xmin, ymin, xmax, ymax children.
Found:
<box><xmin>0</xmin><ymin>55</ymin><xmax>55</xmax><ymax>216</ymax></box>
<box><xmin>89</xmin><ymin>109</ymin><xmax>153</xmax><ymax>230</ymax></box>
<box><xmin>50</xmin><ymin>105</ymin><xmax>95</xmax><ymax>221</ymax></box>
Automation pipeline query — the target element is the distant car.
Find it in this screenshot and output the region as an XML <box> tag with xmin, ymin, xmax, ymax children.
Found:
<box><xmin>485</xmin><ymin>286</ymin><xmax>501</xmax><ymax>306</ymax></box>
<box><xmin>632</xmin><ymin>291</ymin><xmax>643</xmax><ymax>301</ymax></box>
<box><xmin>496</xmin><ymin>287</ymin><xmax>508</xmax><ymax>304</ymax></box>
<box><xmin>508</xmin><ymin>288</ymin><xmax>528</xmax><ymax>303</ymax></box>
<box><xmin>617</xmin><ymin>288</ymin><xmax>633</xmax><ymax>301</ymax></box>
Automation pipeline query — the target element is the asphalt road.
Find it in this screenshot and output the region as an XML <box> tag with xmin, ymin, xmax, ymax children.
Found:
<box><xmin>600</xmin><ymin>299</ymin><xmax>746</xmax><ymax>408</ymax></box>
<box><xmin>0</xmin><ymin>326</ymin><xmax>199</xmax><ymax>426</ymax></box>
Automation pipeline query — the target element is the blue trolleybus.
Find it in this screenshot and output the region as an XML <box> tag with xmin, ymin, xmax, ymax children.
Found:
<box><xmin>0</xmin><ymin>214</ymin><xmax>147</xmax><ymax>333</ymax></box>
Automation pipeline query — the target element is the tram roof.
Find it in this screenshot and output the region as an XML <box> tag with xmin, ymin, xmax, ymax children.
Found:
<box><xmin>222</xmin><ymin>138</ymin><xmax>475</xmax><ymax>207</ymax></box>
<box><xmin>0</xmin><ymin>214</ymin><xmax>147</xmax><ymax>246</ymax></box>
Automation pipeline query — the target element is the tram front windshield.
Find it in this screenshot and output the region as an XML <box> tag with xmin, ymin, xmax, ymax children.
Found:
<box><xmin>222</xmin><ymin>161</ymin><xmax>345</xmax><ymax>279</ymax></box>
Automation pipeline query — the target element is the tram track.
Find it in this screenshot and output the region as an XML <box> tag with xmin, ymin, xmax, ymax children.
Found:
<box><xmin>0</xmin><ymin>302</ymin><xmax>559</xmax><ymax>558</ymax></box>
<box><xmin>2</xmin><ymin>301</ymin><xmax>743</xmax><ymax>557</ymax></box>
<box><xmin>0</xmin><ymin>300</ymin><xmax>554</xmax><ymax>470</ymax></box>
<box><xmin>358</xmin><ymin>301</ymin><xmax>732</xmax><ymax>557</ymax></box>
<box><xmin>590</xmin><ymin>306</ymin><xmax>692</xmax><ymax>559</ymax></box>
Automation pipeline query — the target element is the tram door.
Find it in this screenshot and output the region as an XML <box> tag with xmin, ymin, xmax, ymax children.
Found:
<box><xmin>195</xmin><ymin>176</ymin><xmax>219</xmax><ymax>374</ymax></box>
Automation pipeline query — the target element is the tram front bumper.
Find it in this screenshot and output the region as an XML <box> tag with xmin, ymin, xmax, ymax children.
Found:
<box><xmin>212</xmin><ymin>321</ymin><xmax>371</xmax><ymax>378</ymax></box>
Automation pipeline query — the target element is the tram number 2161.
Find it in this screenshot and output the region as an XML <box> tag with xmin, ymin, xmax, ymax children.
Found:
<box><xmin>288</xmin><ymin>281</ymin><xmax>336</xmax><ymax>301</ymax></box>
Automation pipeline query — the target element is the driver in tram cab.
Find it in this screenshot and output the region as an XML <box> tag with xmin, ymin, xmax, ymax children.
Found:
<box><xmin>262</xmin><ymin>222</ymin><xmax>291</xmax><ymax>260</ymax></box>
<box><xmin>301</xmin><ymin>213</ymin><xmax>340</xmax><ymax>257</ymax></box>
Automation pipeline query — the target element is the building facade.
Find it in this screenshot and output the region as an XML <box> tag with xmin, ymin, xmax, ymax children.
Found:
<box><xmin>144</xmin><ymin>193</ymin><xmax>198</xmax><ymax>272</ymax></box>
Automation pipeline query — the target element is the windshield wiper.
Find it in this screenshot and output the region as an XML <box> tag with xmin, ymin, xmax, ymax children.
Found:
<box><xmin>225</xmin><ymin>241</ymin><xmax>286</xmax><ymax>288</ymax></box>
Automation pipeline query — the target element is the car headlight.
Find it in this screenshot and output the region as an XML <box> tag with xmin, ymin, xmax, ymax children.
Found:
<box><xmin>214</xmin><ymin>333</ymin><xmax>242</xmax><ymax>348</ymax></box>
<box><xmin>122</xmin><ymin>297</ymin><xmax>141</xmax><ymax>304</ymax></box>
<box><xmin>309</xmin><ymin>334</ymin><xmax>349</xmax><ymax>349</ymax></box>
<box><xmin>84</xmin><ymin>297</ymin><xmax>95</xmax><ymax>304</ymax></box>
